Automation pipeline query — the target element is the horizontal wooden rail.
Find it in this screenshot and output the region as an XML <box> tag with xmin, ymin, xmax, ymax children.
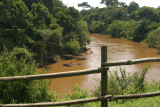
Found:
<box><xmin>0</xmin><ymin>95</ymin><xmax>112</xmax><ymax>107</ymax></box>
<box><xmin>103</xmin><ymin>57</ymin><xmax>160</xmax><ymax>67</ymax></box>
<box><xmin>0</xmin><ymin>68</ymin><xmax>102</xmax><ymax>82</ymax></box>
<box><xmin>1</xmin><ymin>91</ymin><xmax>160</xmax><ymax>107</ymax></box>
<box><xmin>113</xmin><ymin>91</ymin><xmax>160</xmax><ymax>100</ymax></box>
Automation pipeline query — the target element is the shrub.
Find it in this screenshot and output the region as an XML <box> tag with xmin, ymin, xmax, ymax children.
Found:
<box><xmin>66</xmin><ymin>40</ymin><xmax>80</xmax><ymax>54</ymax></box>
<box><xmin>0</xmin><ymin>48</ymin><xmax>57</xmax><ymax>104</ymax></box>
<box><xmin>145</xmin><ymin>27</ymin><xmax>160</xmax><ymax>47</ymax></box>
<box><xmin>92</xmin><ymin>65</ymin><xmax>150</xmax><ymax>96</ymax></box>
<box><xmin>65</xmin><ymin>84</ymin><xmax>88</xmax><ymax>107</ymax></box>
<box><xmin>11</xmin><ymin>47</ymin><xmax>33</xmax><ymax>60</ymax></box>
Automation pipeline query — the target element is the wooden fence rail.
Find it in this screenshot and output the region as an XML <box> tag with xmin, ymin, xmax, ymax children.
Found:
<box><xmin>0</xmin><ymin>46</ymin><xmax>160</xmax><ymax>107</ymax></box>
<box><xmin>1</xmin><ymin>91</ymin><xmax>160</xmax><ymax>107</ymax></box>
<box><xmin>113</xmin><ymin>91</ymin><xmax>160</xmax><ymax>100</ymax></box>
<box><xmin>0</xmin><ymin>68</ymin><xmax>102</xmax><ymax>82</ymax></box>
<box><xmin>102</xmin><ymin>57</ymin><xmax>160</xmax><ymax>67</ymax></box>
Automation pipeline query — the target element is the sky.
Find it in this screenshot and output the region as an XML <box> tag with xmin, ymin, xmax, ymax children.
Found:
<box><xmin>62</xmin><ymin>0</ymin><xmax>160</xmax><ymax>11</ymax></box>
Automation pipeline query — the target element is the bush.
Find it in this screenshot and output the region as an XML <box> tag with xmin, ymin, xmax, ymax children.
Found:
<box><xmin>0</xmin><ymin>49</ymin><xmax>57</xmax><ymax>104</ymax></box>
<box><xmin>66</xmin><ymin>40</ymin><xmax>80</xmax><ymax>54</ymax></box>
<box><xmin>107</xmin><ymin>20</ymin><xmax>125</xmax><ymax>38</ymax></box>
<box><xmin>89</xmin><ymin>21</ymin><xmax>105</xmax><ymax>33</ymax></box>
<box><xmin>106</xmin><ymin>20</ymin><xmax>138</xmax><ymax>41</ymax></box>
<box><xmin>92</xmin><ymin>65</ymin><xmax>151</xmax><ymax>96</ymax></box>
<box><xmin>11</xmin><ymin>47</ymin><xmax>33</xmax><ymax>60</ymax></box>
<box><xmin>145</xmin><ymin>27</ymin><xmax>160</xmax><ymax>47</ymax></box>
<box><xmin>65</xmin><ymin>84</ymin><xmax>88</xmax><ymax>107</ymax></box>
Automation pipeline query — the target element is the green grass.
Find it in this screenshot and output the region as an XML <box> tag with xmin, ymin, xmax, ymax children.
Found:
<box><xmin>109</xmin><ymin>96</ymin><xmax>160</xmax><ymax>107</ymax></box>
<box><xmin>55</xmin><ymin>96</ymin><xmax>160</xmax><ymax>107</ymax></box>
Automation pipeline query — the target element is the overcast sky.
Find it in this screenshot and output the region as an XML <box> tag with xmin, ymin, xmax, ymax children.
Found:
<box><xmin>62</xmin><ymin>0</ymin><xmax>160</xmax><ymax>11</ymax></box>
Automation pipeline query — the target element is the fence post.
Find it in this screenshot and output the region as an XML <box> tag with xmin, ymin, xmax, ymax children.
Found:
<box><xmin>101</xmin><ymin>46</ymin><xmax>108</xmax><ymax>107</ymax></box>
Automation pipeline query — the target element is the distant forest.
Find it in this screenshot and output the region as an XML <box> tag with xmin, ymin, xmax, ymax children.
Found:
<box><xmin>80</xmin><ymin>0</ymin><xmax>160</xmax><ymax>49</ymax></box>
<box><xmin>0</xmin><ymin>0</ymin><xmax>90</xmax><ymax>65</ymax></box>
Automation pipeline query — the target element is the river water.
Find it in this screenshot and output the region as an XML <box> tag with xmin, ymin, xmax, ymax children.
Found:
<box><xmin>45</xmin><ymin>33</ymin><xmax>160</xmax><ymax>95</ymax></box>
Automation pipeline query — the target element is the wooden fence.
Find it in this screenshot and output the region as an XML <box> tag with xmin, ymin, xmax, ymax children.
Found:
<box><xmin>0</xmin><ymin>46</ymin><xmax>160</xmax><ymax>107</ymax></box>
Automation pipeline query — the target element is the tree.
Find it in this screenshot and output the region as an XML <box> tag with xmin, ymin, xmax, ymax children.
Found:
<box><xmin>145</xmin><ymin>27</ymin><xmax>160</xmax><ymax>47</ymax></box>
<box><xmin>130</xmin><ymin>7</ymin><xmax>160</xmax><ymax>22</ymax></box>
<box><xmin>99</xmin><ymin>6</ymin><xmax>127</xmax><ymax>24</ymax></box>
<box><xmin>127</xmin><ymin>1</ymin><xmax>139</xmax><ymax>13</ymax></box>
<box><xmin>107</xmin><ymin>20</ymin><xmax>127</xmax><ymax>38</ymax></box>
<box><xmin>34</xmin><ymin>28</ymin><xmax>63</xmax><ymax>63</ymax></box>
<box><xmin>118</xmin><ymin>2</ymin><xmax>127</xmax><ymax>8</ymax></box>
<box><xmin>78</xmin><ymin>2</ymin><xmax>91</xmax><ymax>10</ymax></box>
<box><xmin>101</xmin><ymin>0</ymin><xmax>119</xmax><ymax>7</ymax></box>
<box><xmin>0</xmin><ymin>0</ymin><xmax>33</xmax><ymax>29</ymax></box>
<box><xmin>31</xmin><ymin>2</ymin><xmax>54</xmax><ymax>29</ymax></box>
<box><xmin>133</xmin><ymin>19</ymin><xmax>149</xmax><ymax>42</ymax></box>
<box><xmin>23</xmin><ymin>0</ymin><xmax>65</xmax><ymax>12</ymax></box>
<box><xmin>89</xmin><ymin>21</ymin><xmax>105</xmax><ymax>33</ymax></box>
<box><xmin>66</xmin><ymin>7</ymin><xmax>81</xmax><ymax>22</ymax></box>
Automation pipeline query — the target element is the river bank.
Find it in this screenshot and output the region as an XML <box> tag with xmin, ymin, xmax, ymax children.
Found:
<box><xmin>43</xmin><ymin>33</ymin><xmax>160</xmax><ymax>95</ymax></box>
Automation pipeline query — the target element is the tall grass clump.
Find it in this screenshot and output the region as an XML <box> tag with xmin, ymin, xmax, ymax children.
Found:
<box><xmin>92</xmin><ymin>64</ymin><xmax>155</xmax><ymax>97</ymax></box>
<box><xmin>0</xmin><ymin>48</ymin><xmax>57</xmax><ymax>104</ymax></box>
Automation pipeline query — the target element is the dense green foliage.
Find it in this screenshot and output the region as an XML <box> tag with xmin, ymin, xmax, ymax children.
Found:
<box><xmin>0</xmin><ymin>49</ymin><xmax>57</xmax><ymax>104</ymax></box>
<box><xmin>0</xmin><ymin>0</ymin><xmax>90</xmax><ymax>65</ymax></box>
<box><xmin>145</xmin><ymin>27</ymin><xmax>160</xmax><ymax>47</ymax></box>
<box><xmin>81</xmin><ymin>0</ymin><xmax>160</xmax><ymax>50</ymax></box>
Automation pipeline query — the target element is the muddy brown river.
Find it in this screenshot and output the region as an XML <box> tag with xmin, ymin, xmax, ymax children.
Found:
<box><xmin>44</xmin><ymin>33</ymin><xmax>160</xmax><ymax>95</ymax></box>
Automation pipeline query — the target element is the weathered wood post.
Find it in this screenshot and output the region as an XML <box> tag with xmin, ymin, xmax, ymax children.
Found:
<box><xmin>101</xmin><ymin>46</ymin><xmax>108</xmax><ymax>107</ymax></box>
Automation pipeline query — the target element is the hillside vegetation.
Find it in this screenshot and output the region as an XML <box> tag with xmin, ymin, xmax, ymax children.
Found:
<box><xmin>0</xmin><ymin>0</ymin><xmax>90</xmax><ymax>65</ymax></box>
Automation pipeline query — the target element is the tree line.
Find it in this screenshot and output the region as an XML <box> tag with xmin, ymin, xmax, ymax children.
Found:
<box><xmin>80</xmin><ymin>0</ymin><xmax>160</xmax><ymax>49</ymax></box>
<box><xmin>0</xmin><ymin>0</ymin><xmax>90</xmax><ymax>65</ymax></box>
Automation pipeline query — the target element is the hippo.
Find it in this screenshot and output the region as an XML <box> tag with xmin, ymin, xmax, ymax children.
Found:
<box><xmin>63</xmin><ymin>64</ymin><xmax>72</xmax><ymax>67</ymax></box>
<box><xmin>77</xmin><ymin>62</ymin><xmax>82</xmax><ymax>65</ymax></box>
<box><xmin>77</xmin><ymin>57</ymin><xmax>87</xmax><ymax>60</ymax></box>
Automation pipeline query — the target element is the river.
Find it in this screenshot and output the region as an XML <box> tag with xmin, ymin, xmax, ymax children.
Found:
<box><xmin>44</xmin><ymin>33</ymin><xmax>160</xmax><ymax>95</ymax></box>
